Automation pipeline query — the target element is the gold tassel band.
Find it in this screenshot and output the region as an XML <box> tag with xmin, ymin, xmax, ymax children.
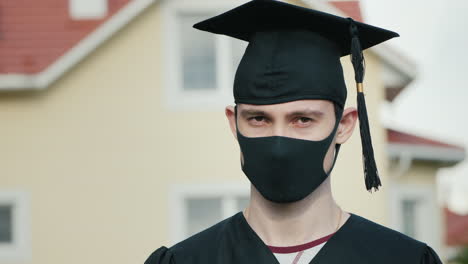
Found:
<box><xmin>356</xmin><ymin>83</ymin><xmax>364</xmax><ymax>93</ymax></box>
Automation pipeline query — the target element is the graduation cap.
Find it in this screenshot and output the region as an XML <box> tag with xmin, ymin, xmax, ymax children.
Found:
<box><xmin>193</xmin><ymin>0</ymin><xmax>399</xmax><ymax>192</ymax></box>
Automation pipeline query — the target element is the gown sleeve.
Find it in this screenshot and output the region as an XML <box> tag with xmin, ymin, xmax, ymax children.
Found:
<box><xmin>144</xmin><ymin>246</ymin><xmax>175</xmax><ymax>264</ymax></box>
<box><xmin>420</xmin><ymin>245</ymin><xmax>442</xmax><ymax>264</ymax></box>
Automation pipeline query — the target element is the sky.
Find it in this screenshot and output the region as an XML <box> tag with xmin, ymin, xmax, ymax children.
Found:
<box><xmin>360</xmin><ymin>0</ymin><xmax>468</xmax><ymax>213</ymax></box>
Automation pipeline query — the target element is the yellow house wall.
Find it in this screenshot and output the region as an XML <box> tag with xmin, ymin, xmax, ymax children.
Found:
<box><xmin>389</xmin><ymin>160</ymin><xmax>440</xmax><ymax>185</ymax></box>
<box><xmin>0</xmin><ymin>2</ymin><xmax>390</xmax><ymax>264</ymax></box>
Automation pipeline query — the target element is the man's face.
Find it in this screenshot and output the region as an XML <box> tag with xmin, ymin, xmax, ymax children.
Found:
<box><xmin>226</xmin><ymin>99</ymin><xmax>357</xmax><ymax>175</ymax></box>
<box><xmin>236</xmin><ymin>100</ymin><xmax>337</xmax><ymax>141</ymax></box>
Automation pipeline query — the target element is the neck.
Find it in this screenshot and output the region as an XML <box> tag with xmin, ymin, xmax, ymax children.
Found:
<box><xmin>243</xmin><ymin>177</ymin><xmax>349</xmax><ymax>247</ymax></box>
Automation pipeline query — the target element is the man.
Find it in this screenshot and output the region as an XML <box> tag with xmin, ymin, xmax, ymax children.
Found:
<box><xmin>145</xmin><ymin>0</ymin><xmax>442</xmax><ymax>263</ymax></box>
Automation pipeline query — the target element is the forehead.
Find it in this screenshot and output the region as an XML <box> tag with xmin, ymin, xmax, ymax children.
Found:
<box><xmin>238</xmin><ymin>99</ymin><xmax>334</xmax><ymax>114</ymax></box>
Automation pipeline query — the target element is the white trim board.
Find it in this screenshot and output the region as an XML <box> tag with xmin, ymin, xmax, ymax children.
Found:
<box><xmin>69</xmin><ymin>0</ymin><xmax>109</xmax><ymax>20</ymax></box>
<box><xmin>0</xmin><ymin>0</ymin><xmax>156</xmax><ymax>91</ymax></box>
<box><xmin>388</xmin><ymin>143</ymin><xmax>466</xmax><ymax>163</ymax></box>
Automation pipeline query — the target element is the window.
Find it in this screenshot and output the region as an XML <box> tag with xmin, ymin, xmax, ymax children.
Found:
<box><xmin>69</xmin><ymin>0</ymin><xmax>108</xmax><ymax>20</ymax></box>
<box><xmin>186</xmin><ymin>198</ymin><xmax>222</xmax><ymax>236</ymax></box>
<box><xmin>389</xmin><ymin>183</ymin><xmax>441</xmax><ymax>253</ymax></box>
<box><xmin>179</xmin><ymin>13</ymin><xmax>218</xmax><ymax>91</ymax></box>
<box><xmin>185</xmin><ymin>196</ymin><xmax>248</xmax><ymax>237</ymax></box>
<box><xmin>401</xmin><ymin>198</ymin><xmax>418</xmax><ymax>237</ymax></box>
<box><xmin>170</xmin><ymin>183</ymin><xmax>249</xmax><ymax>242</ymax></box>
<box><xmin>0</xmin><ymin>205</ymin><xmax>12</xmax><ymax>243</ymax></box>
<box><xmin>0</xmin><ymin>191</ymin><xmax>31</xmax><ymax>262</ymax></box>
<box><xmin>163</xmin><ymin>1</ymin><xmax>249</xmax><ymax>110</ymax></box>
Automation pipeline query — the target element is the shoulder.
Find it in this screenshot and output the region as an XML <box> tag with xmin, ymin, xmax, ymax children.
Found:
<box><xmin>144</xmin><ymin>246</ymin><xmax>174</xmax><ymax>264</ymax></box>
<box><xmin>144</xmin><ymin>213</ymin><xmax>240</xmax><ymax>264</ymax></box>
<box><xmin>345</xmin><ymin>213</ymin><xmax>440</xmax><ymax>263</ymax></box>
<box><xmin>348</xmin><ymin>213</ymin><xmax>425</xmax><ymax>248</ymax></box>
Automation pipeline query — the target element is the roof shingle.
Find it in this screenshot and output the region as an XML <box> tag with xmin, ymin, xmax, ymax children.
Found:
<box><xmin>0</xmin><ymin>0</ymin><xmax>131</xmax><ymax>75</ymax></box>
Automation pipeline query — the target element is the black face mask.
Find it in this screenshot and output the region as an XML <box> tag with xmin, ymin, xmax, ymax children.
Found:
<box><xmin>235</xmin><ymin>106</ymin><xmax>342</xmax><ymax>203</ymax></box>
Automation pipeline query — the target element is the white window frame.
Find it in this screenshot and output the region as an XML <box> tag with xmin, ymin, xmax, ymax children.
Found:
<box><xmin>0</xmin><ymin>191</ymin><xmax>31</xmax><ymax>263</ymax></box>
<box><xmin>169</xmin><ymin>182</ymin><xmax>249</xmax><ymax>244</ymax></box>
<box><xmin>162</xmin><ymin>0</ymin><xmax>250</xmax><ymax>111</ymax></box>
<box><xmin>69</xmin><ymin>0</ymin><xmax>108</xmax><ymax>20</ymax></box>
<box><xmin>389</xmin><ymin>183</ymin><xmax>441</xmax><ymax>251</ymax></box>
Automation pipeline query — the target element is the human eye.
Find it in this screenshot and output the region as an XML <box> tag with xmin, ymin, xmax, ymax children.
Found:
<box><xmin>247</xmin><ymin>116</ymin><xmax>268</xmax><ymax>126</ymax></box>
<box><xmin>293</xmin><ymin>117</ymin><xmax>314</xmax><ymax>127</ymax></box>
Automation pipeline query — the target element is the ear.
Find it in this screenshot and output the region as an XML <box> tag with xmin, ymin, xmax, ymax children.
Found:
<box><xmin>225</xmin><ymin>105</ymin><xmax>237</xmax><ymax>140</ymax></box>
<box><xmin>335</xmin><ymin>107</ymin><xmax>358</xmax><ymax>144</ymax></box>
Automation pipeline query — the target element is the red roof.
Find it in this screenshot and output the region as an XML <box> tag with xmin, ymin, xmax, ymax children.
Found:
<box><xmin>388</xmin><ymin>129</ymin><xmax>466</xmax><ymax>151</ymax></box>
<box><xmin>0</xmin><ymin>0</ymin><xmax>131</xmax><ymax>75</ymax></box>
<box><xmin>329</xmin><ymin>1</ymin><xmax>363</xmax><ymax>22</ymax></box>
<box><xmin>445</xmin><ymin>207</ymin><xmax>468</xmax><ymax>246</ymax></box>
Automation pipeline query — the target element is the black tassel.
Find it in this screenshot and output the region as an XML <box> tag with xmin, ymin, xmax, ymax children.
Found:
<box><xmin>348</xmin><ymin>18</ymin><xmax>382</xmax><ymax>192</ymax></box>
<box><xmin>357</xmin><ymin>92</ymin><xmax>381</xmax><ymax>191</ymax></box>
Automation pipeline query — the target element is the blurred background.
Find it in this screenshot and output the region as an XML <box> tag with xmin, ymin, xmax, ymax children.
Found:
<box><xmin>0</xmin><ymin>0</ymin><xmax>466</xmax><ymax>263</ymax></box>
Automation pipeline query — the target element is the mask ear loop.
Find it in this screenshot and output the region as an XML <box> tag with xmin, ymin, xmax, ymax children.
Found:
<box><xmin>234</xmin><ymin>105</ymin><xmax>245</xmax><ymax>166</ymax></box>
<box><xmin>326</xmin><ymin>107</ymin><xmax>344</xmax><ymax>176</ymax></box>
<box><xmin>234</xmin><ymin>105</ymin><xmax>240</xmax><ymax>135</ymax></box>
<box><xmin>326</xmin><ymin>144</ymin><xmax>341</xmax><ymax>176</ymax></box>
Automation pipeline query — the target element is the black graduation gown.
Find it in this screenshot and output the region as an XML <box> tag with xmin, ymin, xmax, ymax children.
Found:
<box><xmin>145</xmin><ymin>212</ymin><xmax>442</xmax><ymax>264</ymax></box>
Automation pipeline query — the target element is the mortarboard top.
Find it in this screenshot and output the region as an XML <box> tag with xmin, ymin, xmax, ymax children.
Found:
<box><xmin>193</xmin><ymin>0</ymin><xmax>400</xmax><ymax>192</ymax></box>
<box><xmin>193</xmin><ymin>0</ymin><xmax>398</xmax><ymax>57</ymax></box>
<box><xmin>193</xmin><ymin>0</ymin><xmax>398</xmax><ymax>108</ymax></box>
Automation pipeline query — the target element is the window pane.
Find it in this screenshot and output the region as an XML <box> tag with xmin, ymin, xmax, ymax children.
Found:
<box><xmin>0</xmin><ymin>205</ymin><xmax>12</xmax><ymax>243</ymax></box>
<box><xmin>180</xmin><ymin>13</ymin><xmax>217</xmax><ymax>91</ymax></box>
<box><xmin>231</xmin><ymin>39</ymin><xmax>248</xmax><ymax>78</ymax></box>
<box><xmin>402</xmin><ymin>199</ymin><xmax>417</xmax><ymax>237</ymax></box>
<box><xmin>186</xmin><ymin>198</ymin><xmax>222</xmax><ymax>237</ymax></box>
<box><xmin>236</xmin><ymin>196</ymin><xmax>249</xmax><ymax>212</ymax></box>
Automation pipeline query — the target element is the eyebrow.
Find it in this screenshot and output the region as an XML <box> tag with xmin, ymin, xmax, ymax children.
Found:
<box><xmin>239</xmin><ymin>109</ymin><xmax>269</xmax><ymax>118</ymax></box>
<box><xmin>286</xmin><ymin>109</ymin><xmax>325</xmax><ymax>118</ymax></box>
